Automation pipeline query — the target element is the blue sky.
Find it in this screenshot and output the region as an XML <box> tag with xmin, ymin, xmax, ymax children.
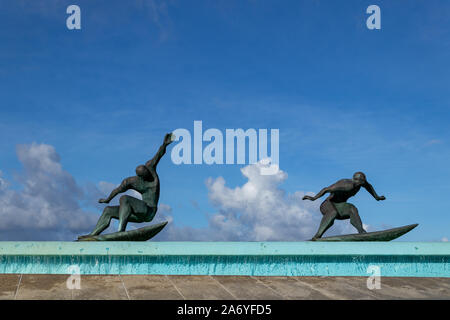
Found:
<box><xmin>0</xmin><ymin>0</ymin><xmax>449</xmax><ymax>241</ymax></box>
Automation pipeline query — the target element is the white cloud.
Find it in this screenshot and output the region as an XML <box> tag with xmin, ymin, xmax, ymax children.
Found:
<box><xmin>0</xmin><ymin>170</ymin><xmax>7</xmax><ymax>191</ymax></box>
<box><xmin>204</xmin><ymin>162</ymin><xmax>318</xmax><ymax>240</ymax></box>
<box><xmin>0</xmin><ymin>143</ymin><xmax>97</xmax><ymax>240</ymax></box>
<box><xmin>442</xmin><ymin>237</ymin><xmax>449</xmax><ymax>242</ymax></box>
<box><xmin>157</xmin><ymin>161</ymin><xmax>358</xmax><ymax>241</ymax></box>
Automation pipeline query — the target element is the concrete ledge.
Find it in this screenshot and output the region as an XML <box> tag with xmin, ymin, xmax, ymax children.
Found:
<box><xmin>0</xmin><ymin>242</ymin><xmax>449</xmax><ymax>277</ymax></box>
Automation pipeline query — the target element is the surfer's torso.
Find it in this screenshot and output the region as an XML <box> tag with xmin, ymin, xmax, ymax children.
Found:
<box><xmin>327</xmin><ymin>179</ymin><xmax>361</xmax><ymax>203</ymax></box>
<box><xmin>126</xmin><ymin>175</ymin><xmax>160</xmax><ymax>208</ymax></box>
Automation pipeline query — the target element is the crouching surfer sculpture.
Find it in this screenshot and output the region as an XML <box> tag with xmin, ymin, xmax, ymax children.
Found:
<box><xmin>303</xmin><ymin>172</ymin><xmax>417</xmax><ymax>241</ymax></box>
<box><xmin>78</xmin><ymin>133</ymin><xmax>175</xmax><ymax>241</ymax></box>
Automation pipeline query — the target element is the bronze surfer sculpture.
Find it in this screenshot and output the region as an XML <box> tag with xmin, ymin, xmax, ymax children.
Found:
<box><xmin>303</xmin><ymin>172</ymin><xmax>417</xmax><ymax>241</ymax></box>
<box><xmin>78</xmin><ymin>133</ymin><xmax>174</xmax><ymax>241</ymax></box>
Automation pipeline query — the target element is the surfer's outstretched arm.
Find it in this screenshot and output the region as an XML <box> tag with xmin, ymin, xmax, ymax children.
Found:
<box><xmin>303</xmin><ymin>179</ymin><xmax>354</xmax><ymax>201</ymax></box>
<box><xmin>145</xmin><ymin>133</ymin><xmax>173</xmax><ymax>169</ymax></box>
<box><xmin>99</xmin><ymin>178</ymin><xmax>133</xmax><ymax>203</ymax></box>
<box><xmin>303</xmin><ymin>187</ymin><xmax>330</xmax><ymax>201</ymax></box>
<box><xmin>363</xmin><ymin>182</ymin><xmax>385</xmax><ymax>201</ymax></box>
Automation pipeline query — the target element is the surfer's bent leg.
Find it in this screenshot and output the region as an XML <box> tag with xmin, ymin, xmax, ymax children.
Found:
<box><xmin>348</xmin><ymin>204</ymin><xmax>366</xmax><ymax>234</ymax></box>
<box><xmin>145</xmin><ymin>206</ymin><xmax>157</xmax><ymax>222</ymax></box>
<box><xmin>118</xmin><ymin>195</ymin><xmax>149</xmax><ymax>232</ymax></box>
<box><xmin>90</xmin><ymin>206</ymin><xmax>119</xmax><ymax>236</ymax></box>
<box><xmin>313</xmin><ymin>200</ymin><xmax>338</xmax><ymax>240</ymax></box>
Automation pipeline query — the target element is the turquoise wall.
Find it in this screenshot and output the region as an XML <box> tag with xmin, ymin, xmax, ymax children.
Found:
<box><xmin>0</xmin><ymin>242</ymin><xmax>449</xmax><ymax>277</ymax></box>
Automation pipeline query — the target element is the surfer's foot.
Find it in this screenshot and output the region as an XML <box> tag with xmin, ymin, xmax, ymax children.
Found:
<box><xmin>77</xmin><ymin>234</ymin><xmax>93</xmax><ymax>240</ymax></box>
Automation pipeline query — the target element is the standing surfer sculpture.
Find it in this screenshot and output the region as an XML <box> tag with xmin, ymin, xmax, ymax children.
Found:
<box><xmin>303</xmin><ymin>172</ymin><xmax>417</xmax><ymax>241</ymax></box>
<box><xmin>78</xmin><ymin>133</ymin><xmax>175</xmax><ymax>241</ymax></box>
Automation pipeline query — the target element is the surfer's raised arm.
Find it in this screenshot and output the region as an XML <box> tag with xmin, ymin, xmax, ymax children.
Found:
<box><xmin>99</xmin><ymin>177</ymin><xmax>134</xmax><ymax>204</ymax></box>
<box><xmin>145</xmin><ymin>133</ymin><xmax>174</xmax><ymax>169</ymax></box>
<box><xmin>363</xmin><ymin>182</ymin><xmax>386</xmax><ymax>201</ymax></box>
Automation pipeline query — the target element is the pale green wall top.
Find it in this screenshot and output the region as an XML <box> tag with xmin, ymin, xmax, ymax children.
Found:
<box><xmin>0</xmin><ymin>241</ymin><xmax>449</xmax><ymax>256</ymax></box>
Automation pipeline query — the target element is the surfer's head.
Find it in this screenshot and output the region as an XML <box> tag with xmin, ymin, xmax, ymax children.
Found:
<box><xmin>352</xmin><ymin>171</ymin><xmax>366</xmax><ymax>186</ymax></box>
<box><xmin>136</xmin><ymin>165</ymin><xmax>150</xmax><ymax>178</ymax></box>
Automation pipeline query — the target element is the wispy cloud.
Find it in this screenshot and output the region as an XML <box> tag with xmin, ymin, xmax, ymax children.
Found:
<box><xmin>425</xmin><ymin>139</ymin><xmax>443</xmax><ymax>146</ymax></box>
<box><xmin>135</xmin><ymin>0</ymin><xmax>173</xmax><ymax>41</ymax></box>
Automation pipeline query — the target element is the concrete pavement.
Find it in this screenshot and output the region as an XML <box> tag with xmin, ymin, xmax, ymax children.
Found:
<box><xmin>1</xmin><ymin>275</ymin><xmax>449</xmax><ymax>300</ymax></box>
